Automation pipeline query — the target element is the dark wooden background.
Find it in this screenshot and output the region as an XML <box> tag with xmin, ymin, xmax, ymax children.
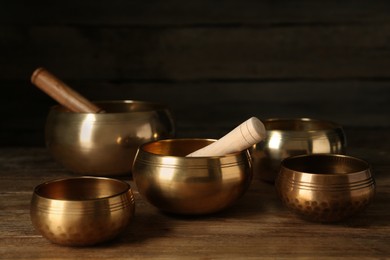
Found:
<box><xmin>1</xmin><ymin>1</ymin><xmax>390</xmax><ymax>146</ymax></box>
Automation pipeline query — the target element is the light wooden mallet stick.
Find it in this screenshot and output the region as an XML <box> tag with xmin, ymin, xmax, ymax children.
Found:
<box><xmin>187</xmin><ymin>117</ymin><xmax>266</xmax><ymax>157</ymax></box>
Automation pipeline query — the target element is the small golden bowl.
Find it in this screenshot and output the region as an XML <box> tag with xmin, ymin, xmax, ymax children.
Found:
<box><xmin>45</xmin><ymin>100</ymin><xmax>175</xmax><ymax>176</ymax></box>
<box><xmin>30</xmin><ymin>177</ymin><xmax>135</xmax><ymax>246</ymax></box>
<box><xmin>251</xmin><ymin>118</ymin><xmax>346</xmax><ymax>182</ymax></box>
<box><xmin>132</xmin><ymin>139</ymin><xmax>253</xmax><ymax>215</ymax></box>
<box><xmin>276</xmin><ymin>154</ymin><xmax>375</xmax><ymax>222</ymax></box>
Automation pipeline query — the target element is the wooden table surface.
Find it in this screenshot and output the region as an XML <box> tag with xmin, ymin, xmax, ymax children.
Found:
<box><xmin>1</xmin><ymin>127</ymin><xmax>389</xmax><ymax>259</ymax></box>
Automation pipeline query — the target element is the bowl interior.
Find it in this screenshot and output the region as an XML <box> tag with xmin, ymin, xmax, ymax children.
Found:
<box><xmin>142</xmin><ymin>139</ymin><xmax>214</xmax><ymax>156</ymax></box>
<box><xmin>282</xmin><ymin>155</ymin><xmax>369</xmax><ymax>175</ymax></box>
<box><xmin>34</xmin><ymin>177</ymin><xmax>129</xmax><ymax>200</ymax></box>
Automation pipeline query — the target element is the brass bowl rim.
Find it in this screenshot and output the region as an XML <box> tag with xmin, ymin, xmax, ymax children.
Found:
<box><xmin>263</xmin><ymin>117</ymin><xmax>343</xmax><ymax>132</ymax></box>
<box><xmin>49</xmin><ymin>99</ymin><xmax>170</xmax><ymax>114</ymax></box>
<box><xmin>138</xmin><ymin>138</ymin><xmax>248</xmax><ymax>159</ymax></box>
<box><xmin>280</xmin><ymin>153</ymin><xmax>370</xmax><ymax>177</ymax></box>
<box><xmin>33</xmin><ymin>176</ymin><xmax>131</xmax><ymax>201</ymax></box>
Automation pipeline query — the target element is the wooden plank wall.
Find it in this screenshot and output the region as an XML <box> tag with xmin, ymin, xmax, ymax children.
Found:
<box><xmin>1</xmin><ymin>1</ymin><xmax>390</xmax><ymax>146</ymax></box>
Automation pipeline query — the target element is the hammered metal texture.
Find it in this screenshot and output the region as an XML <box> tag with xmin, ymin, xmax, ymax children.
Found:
<box><xmin>276</xmin><ymin>154</ymin><xmax>375</xmax><ymax>222</ymax></box>
<box><xmin>30</xmin><ymin>177</ymin><xmax>135</xmax><ymax>246</ymax></box>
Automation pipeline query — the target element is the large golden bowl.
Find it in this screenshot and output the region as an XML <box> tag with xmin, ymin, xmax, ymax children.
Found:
<box><xmin>30</xmin><ymin>177</ymin><xmax>135</xmax><ymax>246</ymax></box>
<box><xmin>251</xmin><ymin>118</ymin><xmax>346</xmax><ymax>182</ymax></box>
<box><xmin>45</xmin><ymin>100</ymin><xmax>175</xmax><ymax>176</ymax></box>
<box><xmin>132</xmin><ymin>139</ymin><xmax>253</xmax><ymax>215</ymax></box>
<box><xmin>275</xmin><ymin>154</ymin><xmax>375</xmax><ymax>222</ymax></box>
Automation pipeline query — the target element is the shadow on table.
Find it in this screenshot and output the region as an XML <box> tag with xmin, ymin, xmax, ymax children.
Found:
<box><xmin>99</xmin><ymin>209</ymin><xmax>175</xmax><ymax>247</ymax></box>
<box><xmin>155</xmin><ymin>180</ymin><xmax>284</xmax><ymax>221</ymax></box>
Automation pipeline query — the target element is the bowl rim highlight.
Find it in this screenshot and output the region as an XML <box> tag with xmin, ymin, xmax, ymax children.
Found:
<box><xmin>33</xmin><ymin>176</ymin><xmax>131</xmax><ymax>201</ymax></box>
<box><xmin>138</xmin><ymin>138</ymin><xmax>247</xmax><ymax>159</ymax></box>
<box><xmin>49</xmin><ymin>99</ymin><xmax>171</xmax><ymax>114</ymax></box>
<box><xmin>264</xmin><ymin>117</ymin><xmax>344</xmax><ymax>133</ymax></box>
<box><xmin>280</xmin><ymin>154</ymin><xmax>371</xmax><ymax>177</ymax></box>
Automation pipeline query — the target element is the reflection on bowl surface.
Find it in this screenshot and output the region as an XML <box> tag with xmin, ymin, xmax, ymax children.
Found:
<box><xmin>251</xmin><ymin>118</ymin><xmax>346</xmax><ymax>182</ymax></box>
<box><xmin>132</xmin><ymin>139</ymin><xmax>253</xmax><ymax>215</ymax></box>
<box><xmin>45</xmin><ymin>100</ymin><xmax>175</xmax><ymax>176</ymax></box>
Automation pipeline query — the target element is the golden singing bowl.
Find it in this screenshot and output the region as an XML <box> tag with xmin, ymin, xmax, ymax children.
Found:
<box><xmin>251</xmin><ymin>118</ymin><xmax>346</xmax><ymax>182</ymax></box>
<box><xmin>30</xmin><ymin>177</ymin><xmax>135</xmax><ymax>246</ymax></box>
<box><xmin>132</xmin><ymin>139</ymin><xmax>253</xmax><ymax>215</ymax></box>
<box><xmin>45</xmin><ymin>100</ymin><xmax>175</xmax><ymax>176</ymax></box>
<box><xmin>275</xmin><ymin>154</ymin><xmax>375</xmax><ymax>222</ymax></box>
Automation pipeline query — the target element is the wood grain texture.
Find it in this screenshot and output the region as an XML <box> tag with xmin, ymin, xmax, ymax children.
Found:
<box><xmin>1</xmin><ymin>24</ymin><xmax>390</xmax><ymax>80</ymax></box>
<box><xmin>1</xmin><ymin>1</ymin><xmax>390</xmax><ymax>146</ymax></box>
<box><xmin>2</xmin><ymin>80</ymin><xmax>390</xmax><ymax>146</ymax></box>
<box><xmin>1</xmin><ymin>1</ymin><xmax>390</xmax><ymax>81</ymax></box>
<box><xmin>2</xmin><ymin>1</ymin><xmax>390</xmax><ymax>25</ymax></box>
<box><xmin>0</xmin><ymin>127</ymin><xmax>389</xmax><ymax>259</ymax></box>
<box><xmin>1</xmin><ymin>2</ymin><xmax>389</xmax><ymax>257</ymax></box>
